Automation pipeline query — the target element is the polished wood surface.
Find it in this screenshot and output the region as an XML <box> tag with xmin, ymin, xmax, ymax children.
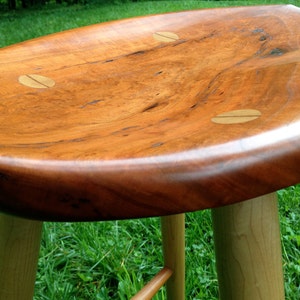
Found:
<box><xmin>131</xmin><ymin>267</ymin><xmax>173</xmax><ymax>299</ymax></box>
<box><xmin>0</xmin><ymin>5</ymin><xmax>300</xmax><ymax>221</ymax></box>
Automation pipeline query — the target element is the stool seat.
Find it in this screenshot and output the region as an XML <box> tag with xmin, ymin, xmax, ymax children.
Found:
<box><xmin>0</xmin><ymin>5</ymin><xmax>300</xmax><ymax>222</ymax></box>
<box><xmin>0</xmin><ymin>5</ymin><xmax>300</xmax><ymax>221</ymax></box>
<box><xmin>1</xmin><ymin>5</ymin><xmax>299</xmax><ymax>300</ymax></box>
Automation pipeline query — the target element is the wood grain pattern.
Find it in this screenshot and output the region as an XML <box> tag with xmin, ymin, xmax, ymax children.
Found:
<box><xmin>0</xmin><ymin>5</ymin><xmax>300</xmax><ymax>221</ymax></box>
<box><xmin>212</xmin><ymin>193</ymin><xmax>285</xmax><ymax>299</ymax></box>
<box><xmin>0</xmin><ymin>214</ymin><xmax>42</xmax><ymax>299</ymax></box>
<box><xmin>161</xmin><ymin>214</ymin><xmax>185</xmax><ymax>299</ymax></box>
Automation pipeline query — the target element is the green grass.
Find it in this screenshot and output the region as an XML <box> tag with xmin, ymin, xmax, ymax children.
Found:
<box><xmin>1</xmin><ymin>0</ymin><xmax>300</xmax><ymax>47</ymax></box>
<box><xmin>278</xmin><ymin>186</ymin><xmax>300</xmax><ymax>299</ymax></box>
<box><xmin>37</xmin><ymin>211</ymin><xmax>218</xmax><ymax>299</ymax></box>
<box><xmin>1</xmin><ymin>1</ymin><xmax>300</xmax><ymax>299</ymax></box>
<box><xmin>35</xmin><ymin>190</ymin><xmax>300</xmax><ymax>299</ymax></box>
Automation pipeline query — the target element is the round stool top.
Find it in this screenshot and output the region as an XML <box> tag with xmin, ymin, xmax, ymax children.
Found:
<box><xmin>0</xmin><ymin>5</ymin><xmax>300</xmax><ymax>221</ymax></box>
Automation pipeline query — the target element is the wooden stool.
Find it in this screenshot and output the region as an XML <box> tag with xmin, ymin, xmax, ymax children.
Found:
<box><xmin>0</xmin><ymin>5</ymin><xmax>299</xmax><ymax>299</ymax></box>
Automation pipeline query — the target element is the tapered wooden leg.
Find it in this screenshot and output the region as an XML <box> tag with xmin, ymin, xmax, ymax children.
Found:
<box><xmin>0</xmin><ymin>213</ymin><xmax>43</xmax><ymax>300</ymax></box>
<box><xmin>212</xmin><ymin>193</ymin><xmax>285</xmax><ymax>300</ymax></box>
<box><xmin>161</xmin><ymin>213</ymin><xmax>185</xmax><ymax>300</ymax></box>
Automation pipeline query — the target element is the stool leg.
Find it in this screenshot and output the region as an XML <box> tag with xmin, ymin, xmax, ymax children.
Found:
<box><xmin>161</xmin><ymin>213</ymin><xmax>185</xmax><ymax>300</ymax></box>
<box><xmin>211</xmin><ymin>193</ymin><xmax>285</xmax><ymax>300</ymax></box>
<box><xmin>0</xmin><ymin>214</ymin><xmax>42</xmax><ymax>300</ymax></box>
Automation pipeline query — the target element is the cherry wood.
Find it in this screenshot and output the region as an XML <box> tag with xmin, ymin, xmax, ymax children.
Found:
<box><xmin>212</xmin><ymin>193</ymin><xmax>284</xmax><ymax>299</ymax></box>
<box><xmin>0</xmin><ymin>5</ymin><xmax>300</xmax><ymax>221</ymax></box>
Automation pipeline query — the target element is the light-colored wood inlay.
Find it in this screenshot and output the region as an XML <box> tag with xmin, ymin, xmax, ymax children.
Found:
<box><xmin>211</xmin><ymin>109</ymin><xmax>261</xmax><ymax>124</ymax></box>
<box><xmin>18</xmin><ymin>74</ymin><xmax>55</xmax><ymax>89</ymax></box>
<box><xmin>153</xmin><ymin>32</ymin><xmax>179</xmax><ymax>42</ymax></box>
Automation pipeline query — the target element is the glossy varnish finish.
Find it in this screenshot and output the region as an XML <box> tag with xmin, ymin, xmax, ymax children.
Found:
<box><xmin>0</xmin><ymin>5</ymin><xmax>300</xmax><ymax>220</ymax></box>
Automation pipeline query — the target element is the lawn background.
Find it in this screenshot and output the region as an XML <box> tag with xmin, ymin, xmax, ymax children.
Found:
<box><xmin>1</xmin><ymin>1</ymin><xmax>300</xmax><ymax>299</ymax></box>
